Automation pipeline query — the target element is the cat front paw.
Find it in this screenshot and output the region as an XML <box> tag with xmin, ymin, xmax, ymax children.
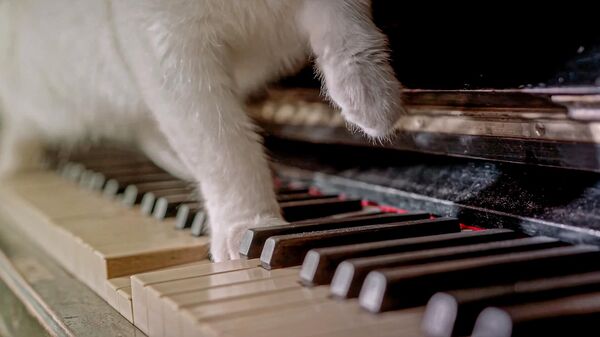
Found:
<box><xmin>210</xmin><ymin>215</ymin><xmax>287</xmax><ymax>262</ymax></box>
<box><xmin>328</xmin><ymin>64</ymin><xmax>405</xmax><ymax>140</ymax></box>
<box><xmin>341</xmin><ymin>102</ymin><xmax>403</xmax><ymax>139</ymax></box>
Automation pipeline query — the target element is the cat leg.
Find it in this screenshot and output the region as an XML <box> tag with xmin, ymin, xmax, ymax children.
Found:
<box><xmin>298</xmin><ymin>0</ymin><xmax>404</xmax><ymax>139</ymax></box>
<box><xmin>136</xmin><ymin>118</ymin><xmax>195</xmax><ymax>181</ymax></box>
<box><xmin>112</xmin><ymin>7</ymin><xmax>284</xmax><ymax>261</ymax></box>
<box><xmin>0</xmin><ymin>120</ymin><xmax>44</xmax><ymax>177</ymax></box>
<box><xmin>148</xmin><ymin>92</ymin><xmax>284</xmax><ymax>262</ymax></box>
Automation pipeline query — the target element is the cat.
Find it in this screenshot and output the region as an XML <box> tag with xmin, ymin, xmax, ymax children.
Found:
<box><xmin>0</xmin><ymin>0</ymin><xmax>403</xmax><ymax>261</ymax></box>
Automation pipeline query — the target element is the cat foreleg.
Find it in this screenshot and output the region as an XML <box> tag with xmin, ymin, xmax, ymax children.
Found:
<box><xmin>299</xmin><ymin>0</ymin><xmax>404</xmax><ymax>139</ymax></box>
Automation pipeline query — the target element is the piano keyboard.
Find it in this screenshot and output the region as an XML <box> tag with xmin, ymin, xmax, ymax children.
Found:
<box><xmin>2</xmin><ymin>147</ymin><xmax>600</xmax><ymax>337</ymax></box>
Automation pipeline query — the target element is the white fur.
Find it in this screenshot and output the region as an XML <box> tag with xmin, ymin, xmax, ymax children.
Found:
<box><xmin>0</xmin><ymin>0</ymin><xmax>403</xmax><ymax>261</ymax></box>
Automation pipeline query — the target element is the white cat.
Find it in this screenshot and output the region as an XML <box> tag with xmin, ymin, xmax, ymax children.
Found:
<box><xmin>0</xmin><ymin>0</ymin><xmax>403</xmax><ymax>261</ymax></box>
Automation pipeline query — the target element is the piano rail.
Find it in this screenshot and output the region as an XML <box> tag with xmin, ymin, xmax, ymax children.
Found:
<box><xmin>250</xmin><ymin>88</ymin><xmax>600</xmax><ymax>172</ymax></box>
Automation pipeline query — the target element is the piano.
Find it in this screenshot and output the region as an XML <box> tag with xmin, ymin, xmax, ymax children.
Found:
<box><xmin>1</xmin><ymin>3</ymin><xmax>600</xmax><ymax>337</ymax></box>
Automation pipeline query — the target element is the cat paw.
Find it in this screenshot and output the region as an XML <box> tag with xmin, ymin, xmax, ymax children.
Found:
<box><xmin>341</xmin><ymin>103</ymin><xmax>403</xmax><ymax>140</ymax></box>
<box><xmin>324</xmin><ymin>53</ymin><xmax>405</xmax><ymax>139</ymax></box>
<box><xmin>210</xmin><ymin>215</ymin><xmax>287</xmax><ymax>262</ymax></box>
<box><xmin>336</xmin><ymin>71</ymin><xmax>404</xmax><ymax>140</ymax></box>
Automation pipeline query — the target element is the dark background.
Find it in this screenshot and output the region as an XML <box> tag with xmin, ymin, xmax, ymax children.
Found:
<box><xmin>283</xmin><ymin>3</ymin><xmax>600</xmax><ymax>89</ymax></box>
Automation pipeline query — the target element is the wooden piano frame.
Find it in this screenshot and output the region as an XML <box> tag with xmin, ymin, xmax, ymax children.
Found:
<box><xmin>0</xmin><ymin>213</ymin><xmax>140</xmax><ymax>337</ymax></box>
<box><xmin>250</xmin><ymin>87</ymin><xmax>600</xmax><ymax>173</ymax></box>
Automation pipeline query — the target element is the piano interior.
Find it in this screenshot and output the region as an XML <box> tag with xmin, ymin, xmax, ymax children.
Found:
<box><xmin>1</xmin><ymin>3</ymin><xmax>600</xmax><ymax>337</ymax></box>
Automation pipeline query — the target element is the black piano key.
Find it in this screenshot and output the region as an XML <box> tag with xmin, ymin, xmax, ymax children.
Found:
<box><xmin>332</xmin><ymin>236</ymin><xmax>564</xmax><ymax>300</ymax></box>
<box><xmin>64</xmin><ymin>163</ymin><xmax>85</xmax><ymax>181</ymax></box>
<box><xmin>280</xmin><ymin>198</ymin><xmax>363</xmax><ymax>222</ymax></box>
<box><xmin>140</xmin><ymin>194</ymin><xmax>156</xmax><ymax>215</ymax></box>
<box><xmin>79</xmin><ymin>170</ymin><xmax>100</xmax><ymax>189</ymax></box>
<box><xmin>78</xmin><ymin>169</ymin><xmax>94</xmax><ymax>187</ymax></box>
<box><xmin>88</xmin><ymin>172</ymin><xmax>106</xmax><ymax>191</ymax></box>
<box><xmin>86</xmin><ymin>164</ymin><xmax>161</xmax><ymax>181</ymax></box>
<box><xmin>121</xmin><ymin>186</ymin><xmax>140</xmax><ymax>206</ymax></box>
<box><xmin>121</xmin><ymin>181</ymin><xmax>191</xmax><ymax>206</ymax></box>
<box><xmin>153</xmin><ymin>194</ymin><xmax>198</xmax><ymax>219</ymax></box>
<box><xmin>276</xmin><ymin>187</ymin><xmax>310</xmax><ymax>195</ymax></box>
<box><xmin>65</xmin><ymin>158</ymin><xmax>147</xmax><ymax>171</ymax></box>
<box><xmin>81</xmin><ymin>160</ymin><xmax>155</xmax><ymax>171</ymax></box>
<box><xmin>239</xmin><ymin>212</ymin><xmax>431</xmax><ymax>258</ymax></box>
<box><xmin>117</xmin><ymin>173</ymin><xmax>177</xmax><ymax>185</ymax></box>
<box><xmin>330</xmin><ymin>236</ymin><xmax>562</xmax><ymax>299</ymax></box>
<box><xmin>72</xmin><ymin>164</ymin><xmax>157</xmax><ymax>180</ymax></box>
<box><xmin>105</xmin><ymin>173</ymin><xmax>176</xmax><ymax>195</ymax></box>
<box><xmin>76</xmin><ymin>169</ymin><xmax>105</xmax><ymax>191</ymax></box>
<box><xmin>102</xmin><ymin>179</ymin><xmax>121</xmax><ymax>198</ymax></box>
<box><xmin>190</xmin><ymin>210</ymin><xmax>209</xmax><ymax>236</ymax></box>
<box><xmin>471</xmin><ymin>292</ymin><xmax>600</xmax><ymax>337</ymax></box>
<box><xmin>96</xmin><ymin>165</ymin><xmax>164</xmax><ymax>177</ymax></box>
<box><xmin>175</xmin><ymin>203</ymin><xmax>203</xmax><ymax>229</ymax></box>
<box><xmin>302</xmin><ymin>229</ymin><xmax>521</xmax><ymax>287</ymax></box>
<box><xmin>287</xmin><ymin>208</ymin><xmax>385</xmax><ymax>225</ymax></box>
<box><xmin>141</xmin><ymin>191</ymin><xmax>196</xmax><ymax>216</ymax></box>
<box><xmin>143</xmin><ymin>188</ymin><xmax>195</xmax><ymax>201</ymax></box>
<box><xmin>67</xmin><ymin>151</ymin><xmax>147</xmax><ymax>165</ymax></box>
<box><xmin>423</xmin><ymin>271</ymin><xmax>600</xmax><ymax>337</ymax></box>
<box><xmin>57</xmin><ymin>162</ymin><xmax>73</xmax><ymax>177</ymax></box>
<box><xmin>138</xmin><ymin>187</ymin><xmax>193</xmax><ymax>214</ymax></box>
<box><xmin>260</xmin><ymin>217</ymin><xmax>460</xmax><ymax>269</ymax></box>
<box><xmin>317</xmin><ymin>208</ymin><xmax>384</xmax><ymax>219</ymax></box>
<box><xmin>276</xmin><ymin>193</ymin><xmax>339</xmax><ymax>202</ymax></box>
<box><xmin>358</xmin><ymin>245</ymin><xmax>600</xmax><ymax>313</ymax></box>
